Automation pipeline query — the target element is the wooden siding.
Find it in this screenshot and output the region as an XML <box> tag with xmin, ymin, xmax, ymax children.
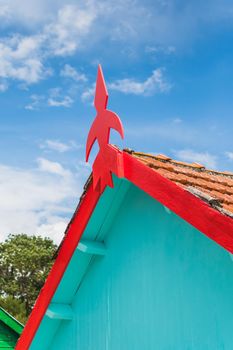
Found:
<box><xmin>0</xmin><ymin>321</ymin><xmax>19</xmax><ymax>349</ymax></box>
<box><xmin>31</xmin><ymin>179</ymin><xmax>233</xmax><ymax>349</ymax></box>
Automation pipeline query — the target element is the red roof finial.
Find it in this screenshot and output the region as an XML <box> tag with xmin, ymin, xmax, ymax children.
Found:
<box><xmin>86</xmin><ymin>65</ymin><xmax>124</xmax><ymax>193</ymax></box>
<box><xmin>94</xmin><ymin>65</ymin><xmax>108</xmax><ymax>112</ymax></box>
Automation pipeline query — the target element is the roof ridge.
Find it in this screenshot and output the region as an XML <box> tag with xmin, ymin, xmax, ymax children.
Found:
<box><xmin>126</xmin><ymin>150</ymin><xmax>233</xmax><ymax>178</ymax></box>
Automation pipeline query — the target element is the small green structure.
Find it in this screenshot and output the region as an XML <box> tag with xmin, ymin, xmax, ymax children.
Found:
<box><xmin>0</xmin><ymin>308</ymin><xmax>23</xmax><ymax>349</ymax></box>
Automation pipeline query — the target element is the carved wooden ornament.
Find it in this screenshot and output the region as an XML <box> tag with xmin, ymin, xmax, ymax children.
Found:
<box><xmin>86</xmin><ymin>65</ymin><xmax>124</xmax><ymax>193</ymax></box>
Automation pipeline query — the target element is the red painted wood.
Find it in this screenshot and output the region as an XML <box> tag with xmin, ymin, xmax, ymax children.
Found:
<box><xmin>86</xmin><ymin>65</ymin><xmax>124</xmax><ymax>193</ymax></box>
<box><xmin>15</xmin><ymin>184</ymin><xmax>101</xmax><ymax>350</ymax></box>
<box><xmin>123</xmin><ymin>152</ymin><xmax>233</xmax><ymax>253</ymax></box>
<box><xmin>16</xmin><ymin>149</ymin><xmax>233</xmax><ymax>350</ymax></box>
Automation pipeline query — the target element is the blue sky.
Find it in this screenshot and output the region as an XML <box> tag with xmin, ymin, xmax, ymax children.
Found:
<box><xmin>0</xmin><ymin>0</ymin><xmax>233</xmax><ymax>243</ymax></box>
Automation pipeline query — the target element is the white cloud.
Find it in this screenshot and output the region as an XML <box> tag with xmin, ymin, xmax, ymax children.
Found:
<box><xmin>82</xmin><ymin>69</ymin><xmax>171</xmax><ymax>102</ymax></box>
<box><xmin>0</xmin><ymin>0</ymin><xmax>192</xmax><ymax>87</ymax></box>
<box><xmin>48</xmin><ymin>95</ymin><xmax>73</xmax><ymax>107</ymax></box>
<box><xmin>47</xmin><ymin>87</ymin><xmax>73</xmax><ymax>107</ymax></box>
<box><xmin>25</xmin><ymin>89</ymin><xmax>74</xmax><ymax>110</ymax></box>
<box><xmin>1</xmin><ymin>0</ymin><xmax>211</xmax><ymax>88</ymax></box>
<box><xmin>1</xmin><ymin>0</ymin><xmax>233</xmax><ymax>33</ymax></box>
<box><xmin>37</xmin><ymin>219</ymin><xmax>68</xmax><ymax>240</ymax></box>
<box><xmin>0</xmin><ymin>81</ymin><xmax>8</xmax><ymax>92</ymax></box>
<box><xmin>40</xmin><ymin>140</ymin><xmax>71</xmax><ymax>153</ymax></box>
<box><xmin>226</xmin><ymin>152</ymin><xmax>233</xmax><ymax>161</ymax></box>
<box><xmin>145</xmin><ymin>45</ymin><xmax>176</xmax><ymax>55</ymax></box>
<box><xmin>0</xmin><ymin>4</ymin><xmax>9</xmax><ymax>19</ymax></box>
<box><xmin>0</xmin><ymin>0</ymin><xmax>63</xmax><ymax>27</ymax></box>
<box><xmin>0</xmin><ymin>3</ymin><xmax>96</xmax><ymax>85</ymax></box>
<box><xmin>109</xmin><ymin>69</ymin><xmax>171</xmax><ymax>95</ymax></box>
<box><xmin>0</xmin><ymin>34</ymin><xmax>52</xmax><ymax>84</ymax></box>
<box><xmin>26</xmin><ymin>89</ymin><xmax>74</xmax><ymax>110</ymax></box>
<box><xmin>0</xmin><ymin>161</ymin><xmax>84</xmax><ymax>244</ymax></box>
<box><xmin>44</xmin><ymin>4</ymin><xmax>97</xmax><ymax>56</ymax></box>
<box><xmin>37</xmin><ymin>157</ymin><xmax>71</xmax><ymax>177</ymax></box>
<box><xmin>25</xmin><ymin>94</ymin><xmax>44</xmax><ymax>110</ymax></box>
<box><xmin>174</xmin><ymin>149</ymin><xmax>217</xmax><ymax>169</ymax></box>
<box><xmin>1</xmin><ymin>0</ymin><xmax>233</xmax><ymax>88</ymax></box>
<box><xmin>39</xmin><ymin>139</ymin><xmax>83</xmax><ymax>153</ymax></box>
<box><xmin>60</xmin><ymin>64</ymin><xmax>87</xmax><ymax>82</ymax></box>
<box><xmin>81</xmin><ymin>84</ymin><xmax>95</xmax><ymax>102</ymax></box>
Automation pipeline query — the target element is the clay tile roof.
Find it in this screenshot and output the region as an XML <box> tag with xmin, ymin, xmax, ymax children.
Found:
<box><xmin>127</xmin><ymin>150</ymin><xmax>233</xmax><ymax>217</ymax></box>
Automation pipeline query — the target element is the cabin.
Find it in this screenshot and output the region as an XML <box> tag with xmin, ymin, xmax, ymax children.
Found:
<box><xmin>16</xmin><ymin>66</ymin><xmax>233</xmax><ymax>350</ymax></box>
<box><xmin>0</xmin><ymin>307</ymin><xmax>23</xmax><ymax>349</ymax></box>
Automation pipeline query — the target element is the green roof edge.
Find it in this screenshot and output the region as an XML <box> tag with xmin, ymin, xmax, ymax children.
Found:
<box><xmin>0</xmin><ymin>307</ymin><xmax>24</xmax><ymax>335</ymax></box>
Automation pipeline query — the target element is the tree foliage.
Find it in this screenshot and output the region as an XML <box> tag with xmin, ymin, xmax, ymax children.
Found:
<box><xmin>0</xmin><ymin>296</ymin><xmax>27</xmax><ymax>324</ymax></box>
<box><xmin>0</xmin><ymin>234</ymin><xmax>57</xmax><ymax>320</ymax></box>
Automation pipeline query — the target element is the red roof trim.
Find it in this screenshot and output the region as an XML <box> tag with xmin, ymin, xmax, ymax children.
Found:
<box><xmin>16</xmin><ymin>151</ymin><xmax>233</xmax><ymax>349</ymax></box>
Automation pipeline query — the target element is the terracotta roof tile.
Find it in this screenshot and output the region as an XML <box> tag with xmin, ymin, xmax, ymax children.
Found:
<box><xmin>127</xmin><ymin>150</ymin><xmax>233</xmax><ymax>216</ymax></box>
<box><xmin>223</xmin><ymin>203</ymin><xmax>233</xmax><ymax>213</ymax></box>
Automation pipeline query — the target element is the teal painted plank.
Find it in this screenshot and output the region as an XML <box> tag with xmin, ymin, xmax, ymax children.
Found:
<box><xmin>29</xmin><ymin>176</ymin><xmax>130</xmax><ymax>349</ymax></box>
<box><xmin>31</xmin><ymin>179</ymin><xmax>233</xmax><ymax>349</ymax></box>
<box><xmin>77</xmin><ymin>240</ymin><xmax>106</xmax><ymax>255</ymax></box>
<box><xmin>50</xmin><ymin>177</ymin><xmax>129</xmax><ymax>305</ymax></box>
<box><xmin>46</xmin><ymin>304</ymin><xmax>73</xmax><ymax>320</ymax></box>
<box><xmin>29</xmin><ymin>317</ymin><xmax>60</xmax><ymax>350</ymax></box>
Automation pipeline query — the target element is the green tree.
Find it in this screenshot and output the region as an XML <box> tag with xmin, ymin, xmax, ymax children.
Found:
<box><xmin>0</xmin><ymin>234</ymin><xmax>57</xmax><ymax>318</ymax></box>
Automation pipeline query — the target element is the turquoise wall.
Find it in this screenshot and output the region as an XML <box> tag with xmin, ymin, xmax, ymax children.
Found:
<box><xmin>32</xmin><ymin>179</ymin><xmax>233</xmax><ymax>349</ymax></box>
